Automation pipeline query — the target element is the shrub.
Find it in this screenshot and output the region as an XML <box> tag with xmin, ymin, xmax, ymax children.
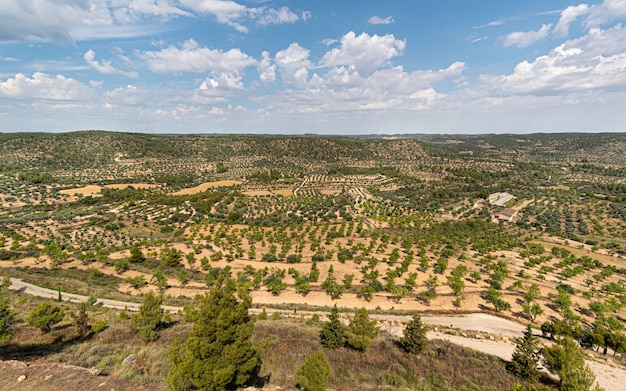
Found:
<box><xmin>346</xmin><ymin>307</ymin><xmax>379</xmax><ymax>351</ymax></box>
<box><xmin>296</xmin><ymin>351</ymin><xmax>332</xmax><ymax>391</ymax></box>
<box><xmin>27</xmin><ymin>301</ymin><xmax>64</xmax><ymax>333</ymax></box>
<box><xmin>91</xmin><ymin>319</ymin><xmax>108</xmax><ymax>333</ymax></box>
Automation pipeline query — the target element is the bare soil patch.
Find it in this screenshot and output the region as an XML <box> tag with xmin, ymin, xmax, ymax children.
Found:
<box><xmin>171</xmin><ymin>180</ymin><xmax>242</xmax><ymax>195</ymax></box>
<box><xmin>58</xmin><ymin>185</ymin><xmax>102</xmax><ymax>197</ymax></box>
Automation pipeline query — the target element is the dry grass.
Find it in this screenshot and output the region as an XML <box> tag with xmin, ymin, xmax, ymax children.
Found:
<box><xmin>253</xmin><ymin>318</ymin><xmax>556</xmax><ymax>391</ymax></box>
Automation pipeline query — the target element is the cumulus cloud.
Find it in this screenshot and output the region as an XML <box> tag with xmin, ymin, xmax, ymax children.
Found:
<box><xmin>319</xmin><ymin>31</ymin><xmax>406</xmax><ymax>77</ymax></box>
<box><xmin>484</xmin><ymin>24</ymin><xmax>626</xmax><ymax>95</ymax></box>
<box><xmin>198</xmin><ymin>71</ymin><xmax>244</xmax><ymax>91</ymax></box>
<box><xmin>257</xmin><ymin>51</ymin><xmax>277</xmax><ymax>85</ymax></box>
<box><xmin>84</xmin><ymin>50</ymin><xmax>139</xmax><ymax>78</ymax></box>
<box><xmin>554</xmin><ymin>4</ymin><xmax>590</xmax><ymax>37</ymax></box>
<box><xmin>368</xmin><ymin>16</ymin><xmax>394</xmax><ymax>25</ymax></box>
<box><xmin>140</xmin><ymin>39</ymin><xmax>256</xmax><ymax>74</ymax></box>
<box><xmin>274</xmin><ymin>43</ymin><xmax>312</xmax><ymax>87</ymax></box>
<box><xmin>0</xmin><ymin>72</ymin><xmax>94</xmax><ymax>100</ymax></box>
<box><xmin>503</xmin><ymin>24</ymin><xmax>553</xmax><ymax>48</ymax></box>
<box><xmin>585</xmin><ymin>0</ymin><xmax>626</xmax><ymax>28</ymax></box>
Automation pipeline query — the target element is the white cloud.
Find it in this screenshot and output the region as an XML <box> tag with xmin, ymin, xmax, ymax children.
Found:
<box><xmin>274</xmin><ymin>43</ymin><xmax>312</xmax><ymax>86</ymax></box>
<box><xmin>319</xmin><ymin>31</ymin><xmax>406</xmax><ymax>77</ymax></box>
<box><xmin>257</xmin><ymin>51</ymin><xmax>276</xmax><ymax>85</ymax></box>
<box><xmin>198</xmin><ymin>71</ymin><xmax>244</xmax><ymax>91</ymax></box>
<box><xmin>585</xmin><ymin>0</ymin><xmax>626</xmax><ymax>28</ymax></box>
<box><xmin>140</xmin><ymin>39</ymin><xmax>256</xmax><ymax>74</ymax></box>
<box><xmin>127</xmin><ymin>0</ymin><xmax>192</xmax><ymax>19</ymax></box>
<box><xmin>179</xmin><ymin>0</ymin><xmax>306</xmax><ymax>32</ymax></box>
<box><xmin>484</xmin><ymin>24</ymin><xmax>626</xmax><ymax>95</ymax></box>
<box><xmin>0</xmin><ymin>0</ymin><xmax>93</xmax><ymax>42</ymax></box>
<box><xmin>0</xmin><ymin>72</ymin><xmax>94</xmax><ymax>100</ymax></box>
<box><xmin>554</xmin><ymin>4</ymin><xmax>590</xmax><ymax>37</ymax></box>
<box><xmin>256</xmin><ymin>7</ymin><xmax>299</xmax><ymax>26</ymax></box>
<box><xmin>368</xmin><ymin>16</ymin><xmax>394</xmax><ymax>25</ymax></box>
<box><xmin>503</xmin><ymin>24</ymin><xmax>553</xmax><ymax>48</ymax></box>
<box><xmin>84</xmin><ymin>50</ymin><xmax>139</xmax><ymax>78</ymax></box>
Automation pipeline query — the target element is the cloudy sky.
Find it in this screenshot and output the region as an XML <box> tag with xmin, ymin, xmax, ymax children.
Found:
<box><xmin>1</xmin><ymin>0</ymin><xmax>625</xmax><ymax>134</ymax></box>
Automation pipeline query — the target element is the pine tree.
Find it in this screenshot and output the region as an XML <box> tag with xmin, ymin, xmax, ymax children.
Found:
<box><xmin>0</xmin><ymin>296</ymin><xmax>15</xmax><ymax>345</ymax></box>
<box><xmin>131</xmin><ymin>291</ymin><xmax>163</xmax><ymax>342</ymax></box>
<box><xmin>28</xmin><ymin>301</ymin><xmax>63</xmax><ymax>333</ymax></box>
<box><xmin>166</xmin><ymin>274</ymin><xmax>260</xmax><ymax>391</ymax></box>
<box><xmin>507</xmin><ymin>325</ymin><xmax>541</xmax><ymax>381</ymax></box>
<box><xmin>129</xmin><ymin>245</ymin><xmax>145</xmax><ymax>263</ymax></box>
<box><xmin>70</xmin><ymin>302</ymin><xmax>90</xmax><ymax>337</ymax></box>
<box><xmin>544</xmin><ymin>337</ymin><xmax>604</xmax><ymax>391</ymax></box>
<box><xmin>346</xmin><ymin>307</ymin><xmax>379</xmax><ymax>351</ymax></box>
<box><xmin>320</xmin><ymin>304</ymin><xmax>347</xmax><ymax>349</ymax></box>
<box><xmin>296</xmin><ymin>351</ymin><xmax>332</xmax><ymax>391</ymax></box>
<box><xmin>401</xmin><ymin>314</ymin><xmax>428</xmax><ymax>355</ymax></box>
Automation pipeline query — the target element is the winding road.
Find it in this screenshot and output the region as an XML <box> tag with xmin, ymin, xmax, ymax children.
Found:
<box><xmin>5</xmin><ymin>277</ymin><xmax>626</xmax><ymax>391</ymax></box>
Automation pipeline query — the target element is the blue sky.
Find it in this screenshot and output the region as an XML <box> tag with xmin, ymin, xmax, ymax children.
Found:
<box><xmin>1</xmin><ymin>0</ymin><xmax>626</xmax><ymax>134</ymax></box>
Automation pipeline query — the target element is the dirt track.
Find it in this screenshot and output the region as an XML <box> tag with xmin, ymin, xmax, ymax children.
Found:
<box><xmin>5</xmin><ymin>277</ymin><xmax>625</xmax><ymax>391</ymax></box>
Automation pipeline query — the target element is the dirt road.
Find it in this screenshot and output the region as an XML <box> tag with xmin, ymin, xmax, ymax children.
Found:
<box><xmin>5</xmin><ymin>277</ymin><xmax>625</xmax><ymax>391</ymax></box>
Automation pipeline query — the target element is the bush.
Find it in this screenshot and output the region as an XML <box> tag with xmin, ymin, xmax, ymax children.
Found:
<box><xmin>91</xmin><ymin>319</ymin><xmax>108</xmax><ymax>333</ymax></box>
<box><xmin>27</xmin><ymin>301</ymin><xmax>64</xmax><ymax>333</ymax></box>
<box><xmin>296</xmin><ymin>351</ymin><xmax>332</xmax><ymax>391</ymax></box>
<box><xmin>346</xmin><ymin>307</ymin><xmax>379</xmax><ymax>351</ymax></box>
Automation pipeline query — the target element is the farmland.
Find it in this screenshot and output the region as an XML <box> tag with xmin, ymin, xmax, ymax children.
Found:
<box><xmin>1</xmin><ymin>131</ymin><xmax>626</xmax><ymax>390</ymax></box>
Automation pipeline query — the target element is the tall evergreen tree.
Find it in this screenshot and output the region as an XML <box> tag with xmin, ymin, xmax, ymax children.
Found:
<box><xmin>401</xmin><ymin>314</ymin><xmax>428</xmax><ymax>355</ymax></box>
<box><xmin>70</xmin><ymin>302</ymin><xmax>90</xmax><ymax>337</ymax></box>
<box><xmin>0</xmin><ymin>295</ymin><xmax>15</xmax><ymax>345</ymax></box>
<box><xmin>131</xmin><ymin>291</ymin><xmax>163</xmax><ymax>342</ymax></box>
<box><xmin>507</xmin><ymin>325</ymin><xmax>541</xmax><ymax>381</ymax></box>
<box><xmin>166</xmin><ymin>275</ymin><xmax>260</xmax><ymax>391</ymax></box>
<box><xmin>320</xmin><ymin>304</ymin><xmax>347</xmax><ymax>349</ymax></box>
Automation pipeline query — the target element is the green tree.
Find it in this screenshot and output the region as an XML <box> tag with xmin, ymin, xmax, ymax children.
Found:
<box><xmin>320</xmin><ymin>304</ymin><xmax>347</xmax><ymax>349</ymax></box>
<box><xmin>70</xmin><ymin>302</ymin><xmax>90</xmax><ymax>337</ymax></box>
<box><xmin>151</xmin><ymin>267</ymin><xmax>168</xmax><ymax>290</ymax></box>
<box><xmin>166</xmin><ymin>275</ymin><xmax>260</xmax><ymax>391</ymax></box>
<box><xmin>309</xmin><ymin>261</ymin><xmax>320</xmax><ymax>282</ymax></box>
<box><xmin>0</xmin><ymin>295</ymin><xmax>15</xmax><ymax>344</ymax></box>
<box><xmin>507</xmin><ymin>325</ymin><xmax>541</xmax><ymax>381</ymax></box>
<box><xmin>400</xmin><ymin>314</ymin><xmax>428</xmax><ymax>355</ymax></box>
<box><xmin>28</xmin><ymin>301</ymin><xmax>64</xmax><ymax>333</ymax></box>
<box><xmin>160</xmin><ymin>247</ymin><xmax>183</xmax><ymax>267</ymax></box>
<box><xmin>346</xmin><ymin>307</ymin><xmax>379</xmax><ymax>351</ymax></box>
<box><xmin>129</xmin><ymin>245</ymin><xmax>145</xmax><ymax>263</ymax></box>
<box><xmin>131</xmin><ymin>291</ymin><xmax>163</xmax><ymax>342</ymax></box>
<box><xmin>522</xmin><ymin>302</ymin><xmax>544</xmax><ymax>322</ymax></box>
<box><xmin>296</xmin><ymin>351</ymin><xmax>332</xmax><ymax>391</ymax></box>
<box><xmin>544</xmin><ymin>337</ymin><xmax>604</xmax><ymax>391</ymax></box>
